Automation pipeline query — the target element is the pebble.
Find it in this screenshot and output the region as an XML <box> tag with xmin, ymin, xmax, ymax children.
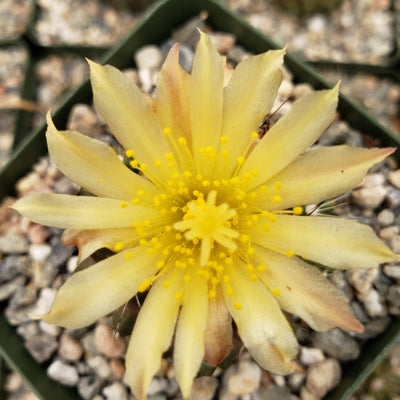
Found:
<box><xmin>209</xmin><ymin>32</ymin><xmax>236</xmax><ymax>54</ymax></box>
<box><xmin>102</xmin><ymin>382</ymin><xmax>129</xmax><ymax>400</ymax></box>
<box><xmin>67</xmin><ymin>104</ymin><xmax>105</xmax><ymax>138</ymax></box>
<box><xmin>27</xmin><ymin>224</ymin><xmax>51</xmax><ymax>244</ymax></box>
<box><xmin>134</xmin><ymin>45</ymin><xmax>163</xmax><ymax>74</ymax></box>
<box><xmin>379</xmin><ymin>225</ymin><xmax>399</xmax><ymax>240</ymax></box>
<box><xmin>258</xmin><ymin>383</ymin><xmax>294</xmax><ymax>400</ymax></box>
<box><xmin>67</xmin><ymin>256</ymin><xmax>79</xmax><ymax>274</ymax></box>
<box><xmin>177</xmin><ymin>43</ymin><xmax>195</xmax><ymax>72</ymax></box>
<box><xmin>5</xmin><ymin>303</ymin><xmax>37</xmax><ymax>325</ymax></box>
<box><xmin>388</xmin><ymin>169</ymin><xmax>400</xmax><ymax>188</ymax></box>
<box><xmin>78</xmin><ymin>376</ymin><xmax>102</xmax><ymax>400</ymax></box>
<box><xmin>94</xmin><ymin>324</ymin><xmax>127</xmax><ymax>358</ymax></box>
<box><xmin>147</xmin><ymin>378</ymin><xmax>169</xmax><ymax>396</ymax></box>
<box><xmin>227</xmin><ymin>360</ymin><xmax>262</xmax><ymax>395</ymax></box>
<box><xmin>306</xmin><ymin>358</ymin><xmax>341</xmax><ymax>397</ymax></box>
<box><xmin>59</xmin><ymin>334</ymin><xmax>84</xmax><ymax>361</ymax></box>
<box><xmin>191</xmin><ymin>376</ymin><xmax>219</xmax><ymax>400</ymax></box>
<box><xmin>358</xmin><ymin>289</ymin><xmax>388</xmax><ymax>318</ymax></box>
<box><xmin>16</xmin><ymin>321</ymin><xmax>40</xmax><ymax>341</ymax></box>
<box><xmin>88</xmin><ymin>355</ymin><xmax>113</xmax><ymax>380</ymax></box>
<box><xmin>39</xmin><ymin>320</ymin><xmax>61</xmax><ymax>336</ymax></box>
<box><xmin>351</xmin><ymin>185</ymin><xmax>387</xmax><ymax>209</ymax></box>
<box><xmin>0</xmin><ymin>255</ymin><xmax>30</xmax><ymax>282</ymax></box>
<box><xmin>29</xmin><ymin>243</ymin><xmax>52</xmax><ymax>262</ymax></box>
<box><xmin>9</xmin><ymin>283</ymin><xmax>37</xmax><ymax>308</ymax></box>
<box><xmin>389</xmin><ymin>235</ymin><xmax>400</xmax><ymax>253</ymax></box>
<box><xmin>0</xmin><ymin>232</ymin><xmax>29</xmax><ymax>253</ymax></box>
<box><xmin>32</xmin><ymin>287</ymin><xmax>57</xmax><ymax>315</ymax></box>
<box><xmin>386</xmin><ymin>187</ymin><xmax>400</xmax><ymax>208</ymax></box>
<box><xmin>377</xmin><ymin>209</ymin><xmax>395</xmax><ymax>226</ymax></box>
<box><xmin>82</xmin><ymin>331</ymin><xmax>99</xmax><ymax>356</ymax></box>
<box><xmin>4</xmin><ymin>370</ymin><xmax>23</xmax><ymax>392</ymax></box>
<box><xmin>387</xmin><ymin>285</ymin><xmax>400</xmax><ymax>307</ymax></box>
<box><xmin>300</xmin><ymin>347</ymin><xmax>325</xmax><ymax>365</ymax></box>
<box><xmin>0</xmin><ymin>276</ymin><xmax>26</xmax><ymax>301</ymax></box>
<box><xmin>25</xmin><ymin>333</ymin><xmax>58</xmax><ymax>363</ymax></box>
<box><xmin>383</xmin><ymin>263</ymin><xmax>400</xmax><ymax>279</ymax></box>
<box><xmin>300</xmin><ymin>386</ymin><xmax>320</xmax><ymax>400</ymax></box>
<box><xmin>287</xmin><ymin>372</ymin><xmax>306</xmax><ymax>392</ymax></box>
<box><xmin>359</xmin><ymin>316</ymin><xmax>391</xmax><ymax>340</ymax></box>
<box><xmin>47</xmin><ymin>359</ymin><xmax>79</xmax><ymax>386</ymax></box>
<box><xmin>312</xmin><ymin>329</ymin><xmax>360</xmax><ymax>361</ymax></box>
<box><xmin>346</xmin><ymin>268</ymin><xmax>378</xmax><ymax>294</ymax></box>
<box><xmin>109</xmin><ymin>358</ymin><xmax>125</xmax><ymax>380</ymax></box>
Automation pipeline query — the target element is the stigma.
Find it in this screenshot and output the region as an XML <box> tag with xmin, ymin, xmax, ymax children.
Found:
<box><xmin>174</xmin><ymin>191</ymin><xmax>239</xmax><ymax>266</ymax></box>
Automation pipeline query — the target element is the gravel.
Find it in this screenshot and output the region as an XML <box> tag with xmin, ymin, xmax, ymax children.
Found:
<box><xmin>1</xmin><ymin>2</ymin><xmax>400</xmax><ymax>400</ymax></box>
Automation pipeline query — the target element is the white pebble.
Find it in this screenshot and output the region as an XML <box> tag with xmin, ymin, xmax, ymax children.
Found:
<box><xmin>47</xmin><ymin>360</ymin><xmax>79</xmax><ymax>386</ymax></box>
<box><xmin>29</xmin><ymin>244</ymin><xmax>51</xmax><ymax>261</ymax></box>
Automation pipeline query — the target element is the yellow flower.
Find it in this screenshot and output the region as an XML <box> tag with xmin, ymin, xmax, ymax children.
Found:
<box><xmin>13</xmin><ymin>32</ymin><xmax>398</xmax><ymax>399</ymax></box>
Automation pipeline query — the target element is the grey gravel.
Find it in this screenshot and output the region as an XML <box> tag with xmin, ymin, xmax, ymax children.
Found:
<box><xmin>0</xmin><ymin>232</ymin><xmax>29</xmax><ymax>254</ymax></box>
<box><xmin>78</xmin><ymin>376</ymin><xmax>102</xmax><ymax>400</ymax></box>
<box><xmin>312</xmin><ymin>329</ymin><xmax>360</xmax><ymax>361</ymax></box>
<box><xmin>25</xmin><ymin>333</ymin><xmax>58</xmax><ymax>363</ymax></box>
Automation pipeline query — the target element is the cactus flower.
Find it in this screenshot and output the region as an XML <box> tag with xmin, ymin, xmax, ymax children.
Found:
<box><xmin>13</xmin><ymin>32</ymin><xmax>397</xmax><ymax>399</ymax></box>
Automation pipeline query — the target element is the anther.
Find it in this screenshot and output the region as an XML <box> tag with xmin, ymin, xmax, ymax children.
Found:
<box><xmin>114</xmin><ymin>242</ymin><xmax>124</xmax><ymax>252</ymax></box>
<box><xmin>293</xmin><ymin>206</ymin><xmax>303</xmax><ymax>215</ymax></box>
<box><xmin>271</xmin><ymin>289</ymin><xmax>281</xmax><ymax>296</ymax></box>
<box><xmin>125</xmin><ymin>149</ymin><xmax>135</xmax><ymax>158</ymax></box>
<box><xmin>286</xmin><ymin>250</ymin><xmax>294</xmax><ymax>258</ymax></box>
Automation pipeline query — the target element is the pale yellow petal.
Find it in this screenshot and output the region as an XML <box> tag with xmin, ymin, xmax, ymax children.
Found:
<box><xmin>12</xmin><ymin>193</ymin><xmax>162</xmax><ymax>229</ymax></box>
<box><xmin>88</xmin><ymin>60</ymin><xmax>175</xmax><ymax>178</ymax></box>
<box><xmin>204</xmin><ymin>287</ymin><xmax>233</xmax><ymax>367</ymax></box>
<box><xmin>39</xmin><ymin>247</ymin><xmax>159</xmax><ymax>329</ymax></box>
<box><xmin>174</xmin><ymin>273</ymin><xmax>208</xmax><ymax>399</ymax></box>
<box><xmin>191</xmin><ymin>31</ymin><xmax>224</xmax><ymax>177</ymax></box>
<box><xmin>259</xmin><ymin>146</ymin><xmax>396</xmax><ymax>210</ymax></box>
<box><xmin>62</xmin><ymin>227</ymin><xmax>140</xmax><ymax>264</ymax></box>
<box><xmin>217</xmin><ymin>49</ymin><xmax>284</xmax><ymax>176</ymax></box>
<box><xmin>255</xmin><ymin>246</ymin><xmax>364</xmax><ymax>332</ymax></box>
<box><xmin>46</xmin><ymin>113</ymin><xmax>159</xmax><ymax>200</ymax></box>
<box><xmin>250</xmin><ymin>214</ymin><xmax>398</xmax><ymax>269</ymax></box>
<box><xmin>223</xmin><ymin>265</ymin><xmax>299</xmax><ymax>375</ymax></box>
<box><xmin>241</xmin><ymin>84</ymin><xmax>339</xmax><ymax>189</ymax></box>
<box><xmin>155</xmin><ymin>43</ymin><xmax>191</xmax><ymax>145</ymax></box>
<box><xmin>125</xmin><ymin>269</ymin><xmax>183</xmax><ymax>400</ymax></box>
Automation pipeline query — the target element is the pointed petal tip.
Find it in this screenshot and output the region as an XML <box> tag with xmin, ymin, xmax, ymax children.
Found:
<box><xmin>383</xmin><ymin>147</ymin><xmax>397</xmax><ymax>156</ymax></box>
<box><xmin>46</xmin><ymin>110</ymin><xmax>56</xmax><ymax>131</ymax></box>
<box><xmin>352</xmin><ymin>320</ymin><xmax>365</xmax><ymax>334</ymax></box>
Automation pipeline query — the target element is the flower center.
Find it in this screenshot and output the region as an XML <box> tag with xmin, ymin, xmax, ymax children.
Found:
<box><xmin>174</xmin><ymin>191</ymin><xmax>239</xmax><ymax>266</ymax></box>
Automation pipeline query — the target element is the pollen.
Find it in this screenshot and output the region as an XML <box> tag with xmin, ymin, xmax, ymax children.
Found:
<box><xmin>271</xmin><ymin>289</ymin><xmax>281</xmax><ymax>297</ymax></box>
<box><xmin>233</xmin><ymin>301</ymin><xmax>242</xmax><ymax>310</ymax></box>
<box><xmin>114</xmin><ymin>242</ymin><xmax>124</xmax><ymax>252</ymax></box>
<box><xmin>125</xmin><ymin>149</ymin><xmax>135</xmax><ymax>158</ymax></box>
<box><xmin>286</xmin><ymin>250</ymin><xmax>294</xmax><ymax>258</ymax></box>
<box><xmin>178</xmin><ymin>137</ymin><xmax>187</xmax><ymax>146</ymax></box>
<box><xmin>120</xmin><ymin>201</ymin><xmax>128</xmax><ymax>208</ymax></box>
<box><xmin>251</xmin><ymin>131</ymin><xmax>258</xmax><ymax>139</ymax></box>
<box><xmin>293</xmin><ymin>206</ymin><xmax>303</xmax><ymax>215</ymax></box>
